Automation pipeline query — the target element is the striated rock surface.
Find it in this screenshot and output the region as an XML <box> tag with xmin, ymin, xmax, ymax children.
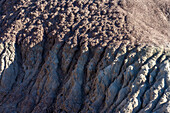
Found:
<box><xmin>0</xmin><ymin>0</ymin><xmax>170</xmax><ymax>113</ymax></box>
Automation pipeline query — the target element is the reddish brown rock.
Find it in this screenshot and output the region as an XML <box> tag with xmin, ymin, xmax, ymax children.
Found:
<box><xmin>0</xmin><ymin>0</ymin><xmax>169</xmax><ymax>113</ymax></box>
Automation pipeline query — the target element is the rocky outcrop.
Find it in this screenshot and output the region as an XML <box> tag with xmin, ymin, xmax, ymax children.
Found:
<box><xmin>0</xmin><ymin>0</ymin><xmax>169</xmax><ymax>113</ymax></box>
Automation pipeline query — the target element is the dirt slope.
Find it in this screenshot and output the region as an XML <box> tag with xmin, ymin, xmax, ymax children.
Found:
<box><xmin>0</xmin><ymin>0</ymin><xmax>170</xmax><ymax>113</ymax></box>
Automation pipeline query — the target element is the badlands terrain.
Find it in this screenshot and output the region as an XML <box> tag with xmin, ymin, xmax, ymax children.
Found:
<box><xmin>0</xmin><ymin>0</ymin><xmax>170</xmax><ymax>112</ymax></box>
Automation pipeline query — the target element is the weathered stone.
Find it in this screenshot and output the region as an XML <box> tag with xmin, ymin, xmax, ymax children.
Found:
<box><xmin>0</xmin><ymin>0</ymin><xmax>169</xmax><ymax>113</ymax></box>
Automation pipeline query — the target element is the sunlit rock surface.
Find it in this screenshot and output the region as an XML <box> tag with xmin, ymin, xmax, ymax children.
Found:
<box><xmin>0</xmin><ymin>0</ymin><xmax>169</xmax><ymax>113</ymax></box>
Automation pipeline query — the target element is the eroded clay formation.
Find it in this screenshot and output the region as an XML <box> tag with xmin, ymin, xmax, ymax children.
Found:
<box><xmin>0</xmin><ymin>0</ymin><xmax>170</xmax><ymax>113</ymax></box>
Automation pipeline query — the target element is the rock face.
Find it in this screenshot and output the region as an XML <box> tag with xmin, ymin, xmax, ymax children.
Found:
<box><xmin>0</xmin><ymin>0</ymin><xmax>170</xmax><ymax>113</ymax></box>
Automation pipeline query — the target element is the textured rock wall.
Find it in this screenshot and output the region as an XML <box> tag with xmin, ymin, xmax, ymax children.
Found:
<box><xmin>0</xmin><ymin>0</ymin><xmax>170</xmax><ymax>113</ymax></box>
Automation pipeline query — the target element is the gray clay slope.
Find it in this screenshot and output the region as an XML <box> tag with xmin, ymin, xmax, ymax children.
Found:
<box><xmin>0</xmin><ymin>0</ymin><xmax>170</xmax><ymax>113</ymax></box>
